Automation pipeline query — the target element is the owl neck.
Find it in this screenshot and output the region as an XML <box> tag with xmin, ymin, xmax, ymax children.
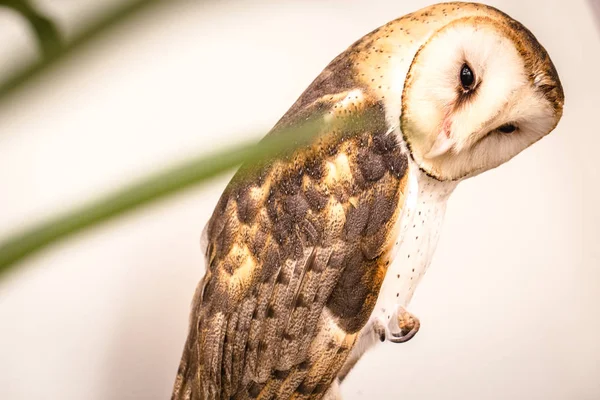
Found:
<box><xmin>410</xmin><ymin>163</ymin><xmax>458</xmax><ymax>206</ymax></box>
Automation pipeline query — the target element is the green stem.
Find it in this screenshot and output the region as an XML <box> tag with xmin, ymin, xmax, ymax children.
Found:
<box><xmin>0</xmin><ymin>0</ymin><xmax>166</xmax><ymax>102</ymax></box>
<box><xmin>0</xmin><ymin>119</ymin><xmax>324</xmax><ymax>276</ymax></box>
<box><xmin>0</xmin><ymin>0</ymin><xmax>62</xmax><ymax>58</ymax></box>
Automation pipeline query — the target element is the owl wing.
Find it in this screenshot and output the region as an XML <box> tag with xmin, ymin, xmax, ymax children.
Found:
<box><xmin>172</xmin><ymin>53</ymin><xmax>411</xmax><ymax>400</ymax></box>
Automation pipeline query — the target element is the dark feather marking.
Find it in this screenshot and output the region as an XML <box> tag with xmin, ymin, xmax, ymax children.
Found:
<box><xmin>384</xmin><ymin>146</ymin><xmax>409</xmax><ymax>178</ymax></box>
<box><xmin>372</xmin><ymin>131</ymin><xmax>399</xmax><ymax>154</ymax></box>
<box><xmin>326</xmin><ymin>247</ymin><xmax>370</xmax><ymax>331</ymax></box>
<box><xmin>305</xmin><ymin>185</ymin><xmax>329</xmax><ymax>212</ymax></box>
<box><xmin>344</xmin><ymin>201</ymin><xmax>370</xmax><ymax>241</ymax></box>
<box><xmin>364</xmin><ymin>187</ymin><xmax>397</xmax><ymax>237</ymax></box>
<box><xmin>260</xmin><ymin>245</ymin><xmax>281</xmax><ymax>282</ymax></box>
<box><xmin>358</xmin><ymin>149</ymin><xmax>386</xmax><ymax>181</ymax></box>
<box><xmin>216</xmin><ymin>214</ymin><xmax>238</xmax><ymax>264</ymax></box>
<box><xmin>236</xmin><ymin>187</ymin><xmax>260</xmax><ymax>224</ymax></box>
<box><xmin>247</xmin><ymin>380</ymin><xmax>265</xmax><ymax>398</ymax></box>
<box><xmin>305</xmin><ymin>158</ymin><xmax>325</xmax><ymax>180</ymax></box>
<box><xmin>299</xmin><ymin>218</ymin><xmax>321</xmax><ymax>248</ymax></box>
<box><xmin>284</xmin><ymin>193</ymin><xmax>310</xmax><ymax>223</ymax></box>
<box><xmin>249</xmin><ymin>227</ymin><xmax>269</xmax><ymax>259</ymax></box>
<box><xmin>297</xmin><ymin>382</ymin><xmax>312</xmax><ymax>395</ymax></box>
<box><xmin>274</xmin><ymin>368</ymin><xmax>291</xmax><ymax>380</ymax></box>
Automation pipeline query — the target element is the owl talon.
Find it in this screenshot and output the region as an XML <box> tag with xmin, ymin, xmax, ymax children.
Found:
<box><xmin>373</xmin><ymin>320</ymin><xmax>387</xmax><ymax>342</ymax></box>
<box><xmin>387</xmin><ymin>306</ymin><xmax>420</xmax><ymax>343</ymax></box>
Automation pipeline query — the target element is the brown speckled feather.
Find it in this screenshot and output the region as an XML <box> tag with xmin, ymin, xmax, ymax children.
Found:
<box><xmin>172</xmin><ymin>49</ymin><xmax>409</xmax><ymax>400</ymax></box>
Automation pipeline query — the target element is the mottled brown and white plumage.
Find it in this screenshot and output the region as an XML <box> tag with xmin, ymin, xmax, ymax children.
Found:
<box><xmin>172</xmin><ymin>3</ymin><xmax>564</xmax><ymax>399</ymax></box>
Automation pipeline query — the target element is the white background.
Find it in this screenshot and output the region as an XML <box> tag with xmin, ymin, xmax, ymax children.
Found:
<box><xmin>0</xmin><ymin>1</ymin><xmax>598</xmax><ymax>399</ymax></box>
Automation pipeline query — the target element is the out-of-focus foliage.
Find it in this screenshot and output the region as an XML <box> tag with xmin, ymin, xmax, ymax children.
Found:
<box><xmin>0</xmin><ymin>116</ymin><xmax>326</xmax><ymax>276</ymax></box>
<box><xmin>0</xmin><ymin>0</ymin><xmax>61</xmax><ymax>57</ymax></box>
<box><xmin>0</xmin><ymin>0</ymin><xmax>186</xmax><ymax>277</ymax></box>
<box><xmin>0</xmin><ymin>0</ymin><xmax>164</xmax><ymax>103</ymax></box>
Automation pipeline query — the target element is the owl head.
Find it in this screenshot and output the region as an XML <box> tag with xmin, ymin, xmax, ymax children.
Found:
<box><xmin>400</xmin><ymin>6</ymin><xmax>564</xmax><ymax>181</ymax></box>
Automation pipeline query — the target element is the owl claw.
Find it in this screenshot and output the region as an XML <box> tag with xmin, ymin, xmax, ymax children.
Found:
<box><xmin>387</xmin><ymin>305</ymin><xmax>420</xmax><ymax>343</ymax></box>
<box><xmin>373</xmin><ymin>320</ymin><xmax>387</xmax><ymax>342</ymax></box>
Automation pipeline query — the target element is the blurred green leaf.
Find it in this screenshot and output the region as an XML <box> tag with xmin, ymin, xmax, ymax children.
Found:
<box><xmin>0</xmin><ymin>0</ymin><xmax>62</xmax><ymax>57</ymax></box>
<box><xmin>0</xmin><ymin>0</ymin><xmax>166</xmax><ymax>103</ymax></box>
<box><xmin>0</xmin><ymin>117</ymin><xmax>326</xmax><ymax>276</ymax></box>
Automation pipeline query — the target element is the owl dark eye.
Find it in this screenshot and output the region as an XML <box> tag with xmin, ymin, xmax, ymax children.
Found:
<box><xmin>460</xmin><ymin>63</ymin><xmax>475</xmax><ymax>89</ymax></box>
<box><xmin>497</xmin><ymin>123</ymin><xmax>517</xmax><ymax>134</ymax></box>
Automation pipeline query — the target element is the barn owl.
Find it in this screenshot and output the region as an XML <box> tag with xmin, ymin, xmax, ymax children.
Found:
<box><xmin>172</xmin><ymin>2</ymin><xmax>564</xmax><ymax>399</ymax></box>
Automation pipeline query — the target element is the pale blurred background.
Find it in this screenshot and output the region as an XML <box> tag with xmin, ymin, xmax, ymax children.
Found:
<box><xmin>0</xmin><ymin>0</ymin><xmax>598</xmax><ymax>399</ymax></box>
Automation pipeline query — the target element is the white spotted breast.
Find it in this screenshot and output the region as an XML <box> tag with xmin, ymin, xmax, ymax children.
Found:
<box><xmin>372</xmin><ymin>161</ymin><xmax>457</xmax><ymax>323</ymax></box>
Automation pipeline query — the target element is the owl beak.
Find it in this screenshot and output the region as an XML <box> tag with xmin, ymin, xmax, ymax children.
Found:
<box><xmin>425</xmin><ymin>130</ymin><xmax>455</xmax><ymax>159</ymax></box>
